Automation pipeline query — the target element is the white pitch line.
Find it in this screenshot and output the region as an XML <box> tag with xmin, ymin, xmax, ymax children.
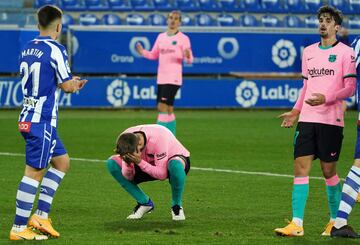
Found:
<box><xmin>0</xmin><ymin>152</ymin><xmax>327</xmax><ymax>180</ymax></box>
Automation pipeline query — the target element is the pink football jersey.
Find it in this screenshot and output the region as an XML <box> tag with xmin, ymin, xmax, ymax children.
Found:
<box><xmin>294</xmin><ymin>41</ymin><xmax>357</xmax><ymax>127</ymax></box>
<box><xmin>111</xmin><ymin>124</ymin><xmax>190</xmax><ymax>181</ymax></box>
<box><xmin>142</xmin><ymin>31</ymin><xmax>193</xmax><ymax>86</ymax></box>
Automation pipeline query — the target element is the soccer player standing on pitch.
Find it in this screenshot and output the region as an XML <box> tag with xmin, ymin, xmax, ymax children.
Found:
<box><xmin>9</xmin><ymin>5</ymin><xmax>87</xmax><ymax>240</ymax></box>
<box><xmin>275</xmin><ymin>5</ymin><xmax>357</xmax><ymax>237</ymax></box>
<box><xmin>106</xmin><ymin>124</ymin><xmax>190</xmax><ymax>221</ymax></box>
<box><xmin>136</xmin><ymin>11</ymin><xmax>193</xmax><ymax>136</ymax></box>
<box><xmin>330</xmin><ymin>36</ymin><xmax>360</xmax><ymax>238</ymax></box>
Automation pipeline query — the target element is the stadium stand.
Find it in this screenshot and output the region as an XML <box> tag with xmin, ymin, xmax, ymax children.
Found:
<box><xmin>131</xmin><ymin>0</ymin><xmax>155</xmax><ymax>11</ymax></box>
<box><xmin>126</xmin><ymin>13</ymin><xmax>146</xmax><ymax>25</ymax></box>
<box><xmin>239</xmin><ymin>14</ymin><xmax>258</xmax><ymax>27</ymax></box>
<box><xmin>194</xmin><ymin>13</ymin><xmax>215</xmax><ymax>26</ymax></box>
<box><xmin>60</xmin><ymin>0</ymin><xmax>87</xmax><ymax>10</ymax></box>
<box><xmin>348</xmin><ymin>16</ymin><xmax>360</xmax><ymax>29</ymax></box>
<box><xmin>303</xmin><ymin>0</ymin><xmax>323</xmax><ymax>13</ymax></box>
<box><xmin>34</xmin><ymin>0</ymin><xmax>58</xmax><ymax>8</ymax></box>
<box><xmin>260</xmin><ymin>0</ymin><xmax>283</xmax><ymax>13</ymax></box>
<box><xmin>198</xmin><ymin>0</ymin><xmax>221</xmax><ymax>11</ymax></box>
<box><xmin>62</xmin><ymin>13</ymin><xmax>75</xmax><ymax>30</ymax></box>
<box><xmin>283</xmin><ymin>0</ymin><xmax>305</xmax><ymax>13</ymax></box>
<box><xmin>261</xmin><ymin>14</ymin><xmax>282</xmax><ymax>27</ymax></box>
<box><xmin>148</xmin><ymin>13</ymin><xmax>167</xmax><ymax>25</ymax></box>
<box><xmin>107</xmin><ymin>0</ymin><xmax>132</xmax><ymax>10</ymax></box>
<box><xmin>153</xmin><ymin>0</ymin><xmax>173</xmax><ymax>10</ymax></box>
<box><xmin>349</xmin><ymin>0</ymin><xmax>360</xmax><ymax>14</ymax></box>
<box><xmin>79</xmin><ymin>13</ymin><xmax>99</xmax><ymax>25</ymax></box>
<box><xmin>283</xmin><ymin>14</ymin><xmax>303</xmax><ymax>28</ymax></box>
<box><xmin>218</xmin><ymin>0</ymin><xmax>240</xmax><ymax>12</ymax></box>
<box><xmin>304</xmin><ymin>15</ymin><xmax>319</xmax><ymax>28</ymax></box>
<box><xmin>175</xmin><ymin>0</ymin><xmax>200</xmax><ymax>12</ymax></box>
<box><xmin>217</xmin><ymin>13</ymin><xmax>237</xmax><ymax>26</ymax></box>
<box><xmin>181</xmin><ymin>13</ymin><xmax>194</xmax><ymax>25</ymax></box>
<box><xmin>102</xmin><ymin>13</ymin><xmax>121</xmax><ymax>25</ymax></box>
<box><xmin>85</xmin><ymin>0</ymin><xmax>110</xmax><ymax>10</ymax></box>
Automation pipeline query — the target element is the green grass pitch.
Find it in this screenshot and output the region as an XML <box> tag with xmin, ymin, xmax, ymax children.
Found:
<box><xmin>1</xmin><ymin>109</ymin><xmax>360</xmax><ymax>244</ymax></box>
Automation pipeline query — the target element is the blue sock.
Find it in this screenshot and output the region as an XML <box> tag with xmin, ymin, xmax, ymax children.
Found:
<box><xmin>36</xmin><ymin>167</ymin><xmax>65</xmax><ymax>218</ymax></box>
<box><xmin>335</xmin><ymin>166</ymin><xmax>360</xmax><ymax>228</ymax></box>
<box><xmin>13</xmin><ymin>176</ymin><xmax>39</xmax><ymax>230</ymax></box>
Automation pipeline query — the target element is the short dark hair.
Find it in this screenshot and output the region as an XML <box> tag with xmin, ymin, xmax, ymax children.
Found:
<box><xmin>115</xmin><ymin>133</ymin><xmax>139</xmax><ymax>156</ymax></box>
<box><xmin>37</xmin><ymin>5</ymin><xmax>62</xmax><ymax>29</ymax></box>
<box><xmin>317</xmin><ymin>5</ymin><xmax>343</xmax><ymax>26</ymax></box>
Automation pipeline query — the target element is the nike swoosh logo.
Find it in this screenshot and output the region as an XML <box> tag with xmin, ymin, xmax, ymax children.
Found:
<box><xmin>307</xmin><ymin>57</ymin><xmax>314</xmax><ymax>61</ymax></box>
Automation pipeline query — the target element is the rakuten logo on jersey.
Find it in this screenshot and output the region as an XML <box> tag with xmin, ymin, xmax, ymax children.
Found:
<box><xmin>308</xmin><ymin>68</ymin><xmax>335</xmax><ymax>78</ymax></box>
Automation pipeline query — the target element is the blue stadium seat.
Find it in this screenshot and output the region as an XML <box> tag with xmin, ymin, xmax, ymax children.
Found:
<box><xmin>153</xmin><ymin>0</ymin><xmax>173</xmax><ymax>10</ymax></box>
<box><xmin>0</xmin><ymin>12</ymin><xmax>25</xmax><ymax>26</ymax></box>
<box><xmin>283</xmin><ymin>15</ymin><xmax>303</xmax><ymax>28</ymax></box>
<box><xmin>304</xmin><ymin>15</ymin><xmax>318</xmax><ymax>28</ymax></box>
<box><xmin>131</xmin><ymin>0</ymin><xmax>155</xmax><ymax>10</ymax></box>
<box><xmin>126</xmin><ymin>13</ymin><xmax>146</xmax><ymax>25</ymax></box>
<box><xmin>217</xmin><ymin>13</ymin><xmax>237</xmax><ymax>26</ymax></box>
<box><xmin>260</xmin><ymin>0</ymin><xmax>283</xmax><ymax>13</ymax></box>
<box><xmin>261</xmin><ymin>15</ymin><xmax>281</xmax><ymax>27</ymax></box>
<box><xmin>175</xmin><ymin>0</ymin><xmax>200</xmax><ymax>11</ymax></box>
<box><xmin>181</xmin><ymin>14</ymin><xmax>194</xmax><ymax>26</ymax></box>
<box><xmin>195</xmin><ymin>13</ymin><xmax>215</xmax><ymax>26</ymax></box>
<box><xmin>102</xmin><ymin>13</ymin><xmax>121</xmax><ymax>25</ymax></box>
<box><xmin>148</xmin><ymin>13</ymin><xmax>166</xmax><ymax>26</ymax></box>
<box><xmin>239</xmin><ymin>14</ymin><xmax>258</xmax><ymax>27</ymax></box>
<box><xmin>60</xmin><ymin>0</ymin><xmax>86</xmax><ymax>11</ymax></box>
<box><xmin>348</xmin><ymin>16</ymin><xmax>360</xmax><ymax>29</ymax></box>
<box><xmin>303</xmin><ymin>0</ymin><xmax>322</xmax><ymax>13</ymax></box>
<box><xmin>25</xmin><ymin>14</ymin><xmax>37</xmax><ymax>26</ymax></box>
<box><xmin>108</xmin><ymin>0</ymin><xmax>132</xmax><ymax>11</ymax></box>
<box><xmin>79</xmin><ymin>13</ymin><xmax>99</xmax><ymax>25</ymax></box>
<box><xmin>199</xmin><ymin>0</ymin><xmax>221</xmax><ymax>11</ymax></box>
<box><xmin>349</xmin><ymin>0</ymin><xmax>360</xmax><ymax>14</ymax></box>
<box><xmin>0</xmin><ymin>0</ymin><xmax>24</xmax><ymax>8</ymax></box>
<box><xmin>62</xmin><ymin>13</ymin><xmax>75</xmax><ymax>32</ymax></box>
<box><xmin>85</xmin><ymin>0</ymin><xmax>110</xmax><ymax>10</ymax></box>
<box><xmin>328</xmin><ymin>0</ymin><xmax>350</xmax><ymax>14</ymax></box>
<box><xmin>283</xmin><ymin>0</ymin><xmax>304</xmax><ymax>13</ymax></box>
<box><xmin>218</xmin><ymin>0</ymin><xmax>240</xmax><ymax>11</ymax></box>
<box><xmin>241</xmin><ymin>0</ymin><xmax>261</xmax><ymax>12</ymax></box>
<box><xmin>34</xmin><ymin>0</ymin><xmax>58</xmax><ymax>8</ymax></box>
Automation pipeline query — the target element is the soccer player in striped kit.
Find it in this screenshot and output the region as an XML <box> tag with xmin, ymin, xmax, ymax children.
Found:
<box><xmin>330</xmin><ymin>36</ymin><xmax>360</xmax><ymax>238</ymax></box>
<box><xmin>275</xmin><ymin>5</ymin><xmax>357</xmax><ymax>237</ymax></box>
<box><xmin>107</xmin><ymin>124</ymin><xmax>190</xmax><ymax>221</ymax></box>
<box><xmin>9</xmin><ymin>5</ymin><xmax>87</xmax><ymax>240</ymax></box>
<box><xmin>136</xmin><ymin>10</ymin><xmax>193</xmax><ymax>136</ymax></box>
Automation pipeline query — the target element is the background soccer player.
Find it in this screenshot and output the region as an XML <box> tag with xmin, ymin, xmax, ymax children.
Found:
<box><xmin>275</xmin><ymin>5</ymin><xmax>357</xmax><ymax>237</ymax></box>
<box><xmin>330</xmin><ymin>35</ymin><xmax>360</xmax><ymax>238</ymax></box>
<box><xmin>106</xmin><ymin>124</ymin><xmax>190</xmax><ymax>221</ymax></box>
<box><xmin>136</xmin><ymin>11</ymin><xmax>193</xmax><ymax>136</ymax></box>
<box><xmin>10</xmin><ymin>5</ymin><xmax>87</xmax><ymax>240</ymax></box>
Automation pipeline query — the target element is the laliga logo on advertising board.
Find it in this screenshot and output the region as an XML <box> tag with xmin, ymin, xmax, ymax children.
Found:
<box><xmin>235</xmin><ymin>80</ymin><xmax>259</xmax><ymax>108</ymax></box>
<box><xmin>272</xmin><ymin>39</ymin><xmax>297</xmax><ymax>68</ymax></box>
<box><xmin>107</xmin><ymin>79</ymin><xmax>131</xmax><ymax>107</ymax></box>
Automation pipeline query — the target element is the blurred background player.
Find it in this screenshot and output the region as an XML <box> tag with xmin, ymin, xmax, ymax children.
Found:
<box><xmin>330</xmin><ymin>35</ymin><xmax>360</xmax><ymax>238</ymax></box>
<box><xmin>10</xmin><ymin>5</ymin><xmax>87</xmax><ymax>240</ymax></box>
<box><xmin>275</xmin><ymin>5</ymin><xmax>357</xmax><ymax>237</ymax></box>
<box><xmin>106</xmin><ymin>124</ymin><xmax>190</xmax><ymax>221</ymax></box>
<box><xmin>136</xmin><ymin>11</ymin><xmax>193</xmax><ymax>136</ymax></box>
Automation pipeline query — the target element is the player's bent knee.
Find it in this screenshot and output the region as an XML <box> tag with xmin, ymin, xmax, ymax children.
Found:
<box><xmin>106</xmin><ymin>159</ymin><xmax>121</xmax><ymax>175</ymax></box>
<box><xmin>168</xmin><ymin>159</ymin><xmax>185</xmax><ymax>177</ymax></box>
<box><xmin>51</xmin><ymin>154</ymin><xmax>70</xmax><ymax>173</ymax></box>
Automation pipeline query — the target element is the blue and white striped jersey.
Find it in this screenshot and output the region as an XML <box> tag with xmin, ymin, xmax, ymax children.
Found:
<box><xmin>351</xmin><ymin>36</ymin><xmax>360</xmax><ymax>111</ymax></box>
<box><xmin>18</xmin><ymin>36</ymin><xmax>72</xmax><ymax>127</ymax></box>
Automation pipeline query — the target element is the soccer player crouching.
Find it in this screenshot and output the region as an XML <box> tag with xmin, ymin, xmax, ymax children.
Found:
<box><xmin>106</xmin><ymin>124</ymin><xmax>190</xmax><ymax>220</ymax></box>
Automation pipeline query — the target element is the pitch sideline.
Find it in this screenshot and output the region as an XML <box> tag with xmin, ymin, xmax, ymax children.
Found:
<box><xmin>0</xmin><ymin>151</ymin><xmax>327</xmax><ymax>180</ymax></box>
